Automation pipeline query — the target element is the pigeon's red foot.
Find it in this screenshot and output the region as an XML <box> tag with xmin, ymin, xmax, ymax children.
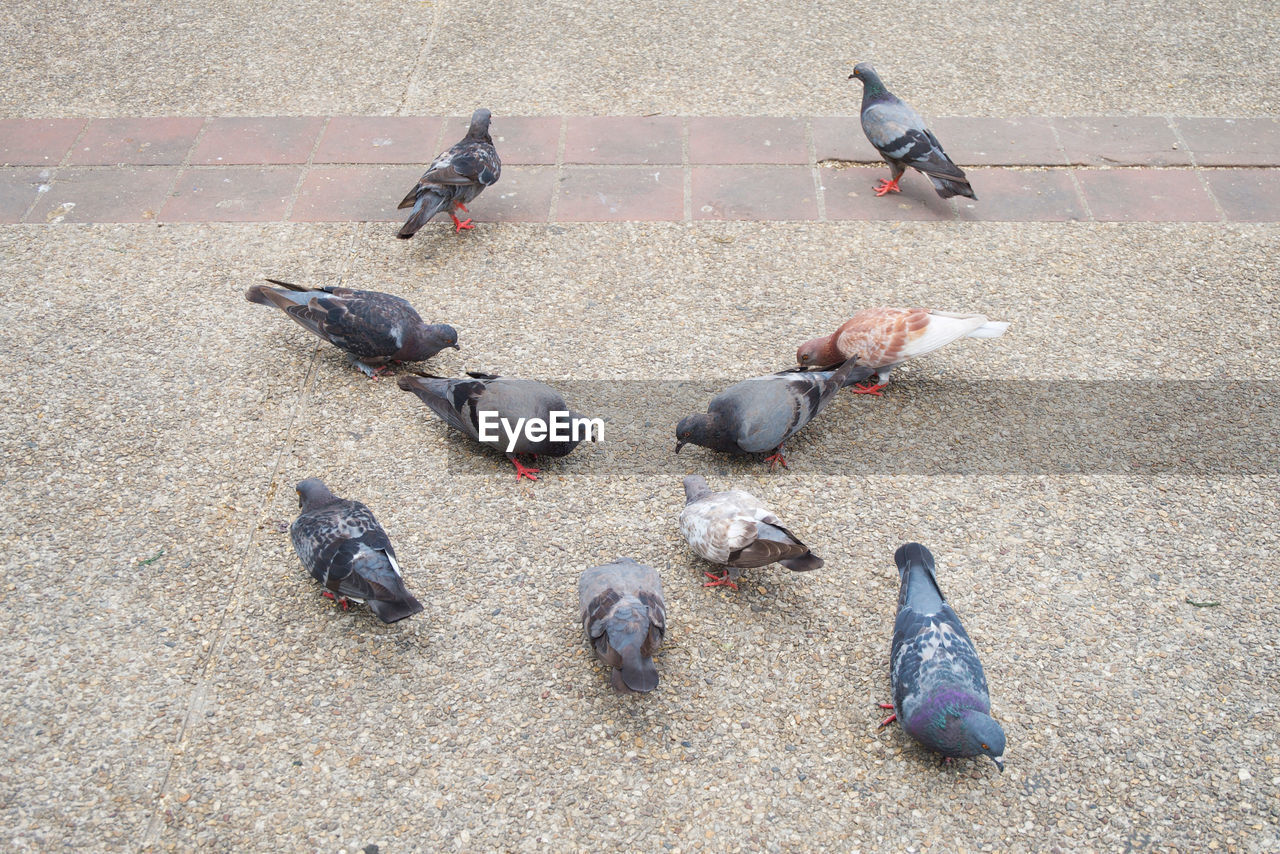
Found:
<box><xmin>510</xmin><ymin>457</ymin><xmax>541</xmax><ymax>482</ymax></box>
<box><xmin>851</xmin><ymin>381</ymin><xmax>887</xmax><ymax>396</ymax></box>
<box><xmin>321</xmin><ymin>591</ymin><xmax>350</xmax><ymax>611</ymax></box>
<box><xmin>449</xmin><ymin>212</ymin><xmax>475</xmax><ymax>232</ymax></box>
<box><xmin>763</xmin><ymin>451</ymin><xmax>788</xmax><ymax>470</ymax></box>
<box><xmin>703</xmin><ymin>570</ymin><xmax>739</xmax><ymax>590</ymax></box>
<box><xmin>877</xmin><ymin>702</ymin><xmax>897</xmax><ymax>728</ymax></box>
<box><xmin>874</xmin><ymin>177</ymin><xmax>901</xmax><ymax>196</ymax></box>
<box><xmin>455</xmin><ymin>202</ymin><xmax>469</xmax><ymax>213</ymax></box>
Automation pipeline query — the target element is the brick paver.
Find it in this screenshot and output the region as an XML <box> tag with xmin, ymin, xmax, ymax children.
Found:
<box><xmin>1</xmin><ymin>115</ymin><xmax>1277</xmax><ymax>223</ymax></box>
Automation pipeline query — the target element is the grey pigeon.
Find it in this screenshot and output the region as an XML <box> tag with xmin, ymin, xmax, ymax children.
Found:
<box><xmin>245</xmin><ymin>278</ymin><xmax>458</xmax><ymax>377</ymax></box>
<box><xmin>674</xmin><ymin>356</ymin><xmax>860</xmax><ymax>469</ymax></box>
<box><xmin>881</xmin><ymin>543</ymin><xmax>1005</xmax><ymax>771</ymax></box>
<box><xmin>397</xmin><ymin>371</ymin><xmax>591</xmax><ymax>481</ymax></box>
<box><xmin>397</xmin><ymin>108</ymin><xmax>501</xmax><ymax>238</ymax></box>
<box><xmin>849</xmin><ymin>63</ymin><xmax>976</xmax><ymax>200</ymax></box>
<box><xmin>678</xmin><ymin>475</ymin><xmax>823</xmax><ymax>589</ymax></box>
<box><xmin>578</xmin><ymin>558</ymin><xmax>666</xmax><ymax>694</ymax></box>
<box><xmin>288</xmin><ymin>478</ymin><xmax>423</xmax><ymax>623</ymax></box>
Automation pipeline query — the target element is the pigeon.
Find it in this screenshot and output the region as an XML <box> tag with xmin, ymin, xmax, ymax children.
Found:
<box><xmin>881</xmin><ymin>542</ymin><xmax>1005</xmax><ymax>772</ymax></box>
<box><xmin>678</xmin><ymin>475</ymin><xmax>823</xmax><ymax>589</ymax></box>
<box><xmin>397</xmin><ymin>108</ymin><xmax>501</xmax><ymax>238</ymax></box>
<box><xmin>245</xmin><ymin>278</ymin><xmax>459</xmax><ymax>377</ymax></box>
<box><xmin>397</xmin><ymin>371</ymin><xmax>591</xmax><ymax>481</ymax></box>
<box><xmin>288</xmin><ymin>478</ymin><xmax>424</xmax><ymax>623</ymax></box>
<box><xmin>578</xmin><ymin>558</ymin><xmax>666</xmax><ymax>694</ymax></box>
<box><xmin>795</xmin><ymin>307</ymin><xmax>1009</xmax><ymax>395</ymax></box>
<box><xmin>675</xmin><ymin>356</ymin><xmax>860</xmax><ymax>469</ymax></box>
<box><xmin>849</xmin><ymin>63</ymin><xmax>976</xmax><ymax>200</ymax></box>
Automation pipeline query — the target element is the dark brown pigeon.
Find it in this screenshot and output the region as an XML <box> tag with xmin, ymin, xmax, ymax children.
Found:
<box><xmin>245</xmin><ymin>278</ymin><xmax>458</xmax><ymax>377</ymax></box>
<box><xmin>678</xmin><ymin>475</ymin><xmax>823</xmax><ymax>589</ymax></box>
<box><xmin>397</xmin><ymin>371</ymin><xmax>593</xmax><ymax>481</ymax></box>
<box><xmin>674</xmin><ymin>356</ymin><xmax>860</xmax><ymax>469</ymax></box>
<box><xmin>849</xmin><ymin>63</ymin><xmax>976</xmax><ymax>200</ymax></box>
<box><xmin>795</xmin><ymin>307</ymin><xmax>1009</xmax><ymax>395</ymax></box>
<box><xmin>578</xmin><ymin>558</ymin><xmax>666</xmax><ymax>694</ymax></box>
<box><xmin>288</xmin><ymin>478</ymin><xmax>423</xmax><ymax>623</ymax></box>
<box><xmin>397</xmin><ymin>108</ymin><xmax>501</xmax><ymax>238</ymax></box>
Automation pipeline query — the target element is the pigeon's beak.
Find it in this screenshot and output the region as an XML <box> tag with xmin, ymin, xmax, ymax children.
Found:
<box><xmin>991</xmin><ymin>755</ymin><xmax>1005</xmax><ymax>773</ymax></box>
<box><xmin>674</xmin><ymin>440</ymin><xmax>686</xmax><ymax>454</ymax></box>
<box><xmin>450</xmin><ymin>343</ymin><xmax>461</xmax><ymax>350</ymax></box>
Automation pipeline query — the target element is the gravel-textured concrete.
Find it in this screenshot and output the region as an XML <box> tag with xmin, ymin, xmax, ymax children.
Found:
<box><xmin>2</xmin><ymin>0</ymin><xmax>1278</xmax><ymax>117</ymax></box>
<box><xmin>1</xmin><ymin>221</ymin><xmax>1277</xmax><ymax>851</ymax></box>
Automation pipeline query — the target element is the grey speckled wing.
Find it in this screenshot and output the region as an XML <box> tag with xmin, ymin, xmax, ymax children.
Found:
<box><xmin>887</xmin><ymin>543</ymin><xmax>1005</xmax><ymax>771</ymax></box>
<box><xmin>288</xmin><ymin>479</ymin><xmax>423</xmax><ymax>623</ymax></box>
<box><xmin>578</xmin><ymin>558</ymin><xmax>666</xmax><ymax>693</ymax></box>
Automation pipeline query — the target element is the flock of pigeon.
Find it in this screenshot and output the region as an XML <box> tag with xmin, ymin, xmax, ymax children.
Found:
<box><xmin>247</xmin><ymin>64</ymin><xmax>1007</xmax><ymax>773</ymax></box>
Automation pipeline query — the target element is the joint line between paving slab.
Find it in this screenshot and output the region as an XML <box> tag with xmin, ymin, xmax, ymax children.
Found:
<box><xmin>136</xmin><ymin>328</ymin><xmax>333</xmax><ymax>850</ymax></box>
<box><xmin>1050</xmin><ymin>121</ymin><xmax>1096</xmax><ymax>222</ymax></box>
<box><xmin>681</xmin><ymin>117</ymin><xmax>691</xmax><ymax>223</ymax></box>
<box><xmin>547</xmin><ymin>117</ymin><xmax>568</xmax><ymax>222</ymax></box>
<box><xmin>807</xmin><ymin>118</ymin><xmax>826</xmax><ymax>221</ymax></box>
<box><xmin>398</xmin><ymin>0</ymin><xmax>446</xmax><ymax>115</ymax></box>
<box><xmin>282</xmin><ymin>116</ymin><xmax>330</xmax><ymax>222</ymax></box>
<box><xmin>1167</xmin><ymin>115</ymin><xmax>1227</xmax><ymax>221</ymax></box>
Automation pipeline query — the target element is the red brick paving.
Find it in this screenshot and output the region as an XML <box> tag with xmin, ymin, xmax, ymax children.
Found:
<box><xmin>68</xmin><ymin>117</ymin><xmax>204</xmax><ymax>166</ymax></box>
<box><xmin>556</xmin><ymin>167</ymin><xmax>683</xmax><ymax>221</ymax></box>
<box><xmin>25</xmin><ymin>166</ymin><xmax>177</xmax><ymax>223</ymax></box>
<box><xmin>0</xmin><ymin>118</ymin><xmax>84</xmax><ymax>166</ymax></box>
<box><xmin>1202</xmin><ymin>170</ymin><xmax>1280</xmax><ymax>222</ymax></box>
<box><xmin>189</xmin><ymin>117</ymin><xmax>326</xmax><ymax>166</ymax></box>
<box><xmin>821</xmin><ymin>166</ymin><xmax>954</xmax><ymax>221</ymax></box>
<box><xmin>0</xmin><ymin>169</ymin><xmax>44</xmax><ymax>222</ymax></box>
<box><xmin>1075</xmin><ymin>169</ymin><xmax>1221</xmax><ymax>222</ymax></box>
<box><xmin>692</xmin><ymin>166</ymin><xmax>818</xmax><ymax>221</ymax></box>
<box><xmin>1054</xmin><ymin>117</ymin><xmax>1190</xmax><ymax>167</ymax></box>
<box><xmin>1174</xmin><ymin>118</ymin><xmax>1280</xmax><ymax>167</ymax></box>
<box><xmin>2</xmin><ymin>114</ymin><xmax>1278</xmax><ymax>223</ymax></box>
<box><xmin>313</xmin><ymin>117</ymin><xmax>444</xmax><ymax>165</ymax></box>
<box><xmin>688</xmin><ymin>117</ymin><xmax>807</xmax><ymax>165</ymax></box>
<box><xmin>162</xmin><ymin>167</ymin><xmax>301</xmax><ymax>222</ymax></box>
<box><xmin>563</xmin><ymin>117</ymin><xmax>682</xmax><ymax>165</ymax></box>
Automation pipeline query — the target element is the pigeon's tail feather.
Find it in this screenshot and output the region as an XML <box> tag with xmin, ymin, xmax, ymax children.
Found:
<box><xmin>396</xmin><ymin>190</ymin><xmax>450</xmax><ymax>239</ymax></box>
<box><xmin>367</xmin><ymin>591</ymin><xmax>424</xmax><ymax>624</ymax></box>
<box><xmin>965</xmin><ymin>320</ymin><xmax>1010</xmax><ymax>339</ymax></box>
<box><xmin>779</xmin><ymin>552</ymin><xmax>824</xmax><ymax>572</ymax></box>
<box><xmin>928</xmin><ymin>173</ymin><xmax>977</xmax><ymax>200</ymax></box>
<box><xmin>245</xmin><ymin>284</ymin><xmax>273</xmax><ymax>305</ymax></box>
<box><xmin>262</xmin><ymin>278</ymin><xmax>308</xmax><ymax>292</ymax></box>
<box><xmin>895</xmin><ymin>542</ymin><xmax>945</xmax><ymax>611</ymax></box>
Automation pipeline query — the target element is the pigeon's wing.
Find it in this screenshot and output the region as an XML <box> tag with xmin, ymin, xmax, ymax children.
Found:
<box><xmin>837</xmin><ymin>308</ymin><xmax>1001</xmax><ymax>366</ymax></box>
<box><xmin>863</xmin><ymin>101</ymin><xmax>966</xmax><ymax>180</ymax></box>
<box><xmin>290</xmin><ymin>499</ymin><xmax>385</xmax><ymax>584</ymax></box>
<box><xmin>720</xmin><ymin>378</ymin><xmax>798</xmax><ymax>453</ymax></box>
<box><xmin>678</xmin><ymin>491</ymin><xmax>761</xmax><ymax>564</ymax></box>
<box><xmin>398</xmin><ymin>375</ymin><xmax>488</xmax><ymax>439</ymax></box>
<box><xmin>422</xmin><ymin>140</ymin><xmax>501</xmax><ymax>187</ymax></box>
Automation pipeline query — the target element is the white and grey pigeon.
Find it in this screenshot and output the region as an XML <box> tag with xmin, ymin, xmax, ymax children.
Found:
<box><xmin>849</xmin><ymin>63</ymin><xmax>976</xmax><ymax>200</ymax></box>
<box><xmin>397</xmin><ymin>108</ymin><xmax>501</xmax><ymax>238</ymax></box>
<box><xmin>578</xmin><ymin>558</ymin><xmax>666</xmax><ymax>694</ymax></box>
<box><xmin>675</xmin><ymin>356</ymin><xmax>861</xmax><ymax>469</ymax></box>
<box><xmin>795</xmin><ymin>307</ymin><xmax>1009</xmax><ymax>395</ymax></box>
<box><xmin>678</xmin><ymin>475</ymin><xmax>823</xmax><ymax>590</ymax></box>
<box><xmin>881</xmin><ymin>543</ymin><xmax>1005</xmax><ymax>771</ymax></box>
<box><xmin>289</xmin><ymin>478</ymin><xmax>424</xmax><ymax>623</ymax></box>
<box><xmin>245</xmin><ymin>278</ymin><xmax>459</xmax><ymax>377</ymax></box>
<box><xmin>397</xmin><ymin>371</ymin><xmax>588</xmax><ymax>481</ymax></box>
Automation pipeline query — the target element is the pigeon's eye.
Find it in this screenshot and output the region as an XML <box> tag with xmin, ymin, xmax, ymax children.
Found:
<box><xmin>981</xmin><ymin>743</ymin><xmax>989</xmax><ymax>750</ymax></box>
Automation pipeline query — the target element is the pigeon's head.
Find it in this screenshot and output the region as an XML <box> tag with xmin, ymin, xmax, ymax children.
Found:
<box><xmin>295</xmin><ymin>478</ymin><xmax>336</xmax><ymax>511</ymax></box>
<box><xmin>404</xmin><ymin>322</ymin><xmax>460</xmax><ymax>360</ymax></box>
<box><xmin>675</xmin><ymin>414</ymin><xmax>710</xmax><ymax>453</ymax></box>
<box><xmin>682</xmin><ymin>474</ymin><xmax>710</xmax><ymax>502</ymax></box>
<box><xmin>848</xmin><ymin>62</ymin><xmax>877</xmax><ymax>82</ymax></box>
<box><xmin>795</xmin><ymin>335</ymin><xmax>840</xmax><ymax>370</ymax></box>
<box><xmin>467</xmin><ymin>108</ymin><xmax>494</xmax><ymax>138</ymax></box>
<box><xmin>960</xmin><ymin>711</ymin><xmax>1007</xmax><ymax>773</ymax></box>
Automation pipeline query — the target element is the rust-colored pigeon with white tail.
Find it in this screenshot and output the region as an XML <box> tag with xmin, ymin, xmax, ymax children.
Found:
<box><xmin>795</xmin><ymin>307</ymin><xmax>1009</xmax><ymax>396</ymax></box>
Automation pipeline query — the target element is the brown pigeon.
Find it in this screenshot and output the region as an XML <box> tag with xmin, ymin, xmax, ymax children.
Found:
<box><xmin>795</xmin><ymin>308</ymin><xmax>1009</xmax><ymax>395</ymax></box>
<box><xmin>678</xmin><ymin>475</ymin><xmax>823</xmax><ymax>590</ymax></box>
<box><xmin>578</xmin><ymin>558</ymin><xmax>666</xmax><ymax>694</ymax></box>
